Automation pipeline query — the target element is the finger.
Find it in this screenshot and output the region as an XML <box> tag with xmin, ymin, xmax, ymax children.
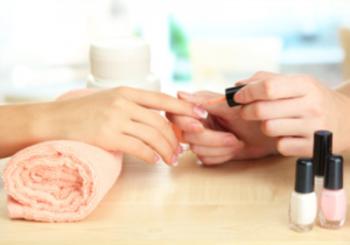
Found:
<box><xmin>178</xmin><ymin>91</ymin><xmax>239</xmax><ymax>119</ymax></box>
<box><xmin>183</xmin><ymin>129</ymin><xmax>241</xmax><ymax>147</ymax></box>
<box><xmin>261</xmin><ymin>119</ymin><xmax>310</xmax><ymax>137</ymax></box>
<box><xmin>190</xmin><ymin>144</ymin><xmax>241</xmax><ymax>157</ymax></box>
<box><xmin>123</xmin><ymin>122</ymin><xmax>177</xmax><ymax>165</ymax></box>
<box><xmin>166</xmin><ymin>113</ymin><xmax>204</xmax><ymax>133</ymax></box>
<box><xmin>235</xmin><ymin>71</ymin><xmax>276</xmax><ymax>86</ymax></box>
<box><xmin>277</xmin><ymin>137</ymin><xmax>312</xmax><ymax>157</ymax></box>
<box><xmin>126</xmin><ymin>101</ymin><xmax>178</xmax><ymax>151</ymax></box>
<box><xmin>198</xmin><ymin>154</ymin><xmax>235</xmax><ymax>165</ymax></box>
<box><xmin>116</xmin><ymin>87</ymin><xmax>208</xmax><ymax>119</ymax></box>
<box><xmin>234</xmin><ymin>75</ymin><xmax>311</xmax><ymax>104</ymax></box>
<box><xmin>250</xmin><ymin>71</ymin><xmax>277</xmax><ymax>80</ymax></box>
<box><xmin>240</xmin><ymin>98</ymin><xmax>305</xmax><ymax>120</ymax></box>
<box><xmin>112</xmin><ymin>134</ymin><xmax>159</xmax><ymax>164</ymax></box>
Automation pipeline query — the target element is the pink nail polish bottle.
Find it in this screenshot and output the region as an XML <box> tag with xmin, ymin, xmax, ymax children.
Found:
<box><xmin>319</xmin><ymin>155</ymin><xmax>346</xmax><ymax>229</ymax></box>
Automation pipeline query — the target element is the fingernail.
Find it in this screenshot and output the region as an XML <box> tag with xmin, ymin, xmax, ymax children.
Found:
<box><xmin>154</xmin><ymin>154</ymin><xmax>162</xmax><ymax>164</ymax></box>
<box><xmin>234</xmin><ymin>91</ymin><xmax>242</xmax><ymax>103</ymax></box>
<box><xmin>224</xmin><ymin>136</ymin><xmax>236</xmax><ymax>146</ymax></box>
<box><xmin>181</xmin><ymin>143</ymin><xmax>190</xmax><ymax>151</ymax></box>
<box><xmin>193</xmin><ymin>106</ymin><xmax>208</xmax><ymax>119</ymax></box>
<box><xmin>171</xmin><ymin>155</ymin><xmax>178</xmax><ymax>166</ymax></box>
<box><xmin>196</xmin><ymin>159</ymin><xmax>203</xmax><ymax>166</ymax></box>
<box><xmin>176</xmin><ymin>145</ymin><xmax>183</xmax><ymax>155</ymax></box>
<box><xmin>190</xmin><ymin>122</ymin><xmax>204</xmax><ymax>131</ymax></box>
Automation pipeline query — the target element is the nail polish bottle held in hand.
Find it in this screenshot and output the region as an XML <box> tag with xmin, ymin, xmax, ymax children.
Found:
<box><xmin>313</xmin><ymin>131</ymin><xmax>333</xmax><ymax>205</ymax></box>
<box><xmin>289</xmin><ymin>158</ymin><xmax>317</xmax><ymax>232</ymax></box>
<box><xmin>319</xmin><ymin>155</ymin><xmax>347</xmax><ymax>229</ymax></box>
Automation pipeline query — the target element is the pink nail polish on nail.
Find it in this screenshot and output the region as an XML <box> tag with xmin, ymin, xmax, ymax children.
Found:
<box><xmin>171</xmin><ymin>155</ymin><xmax>178</xmax><ymax>166</ymax></box>
<box><xmin>176</xmin><ymin>145</ymin><xmax>183</xmax><ymax>155</ymax></box>
<box><xmin>319</xmin><ymin>155</ymin><xmax>346</xmax><ymax>229</ymax></box>
<box><xmin>154</xmin><ymin>155</ymin><xmax>162</xmax><ymax>164</ymax></box>
<box><xmin>193</xmin><ymin>106</ymin><xmax>208</xmax><ymax>119</ymax></box>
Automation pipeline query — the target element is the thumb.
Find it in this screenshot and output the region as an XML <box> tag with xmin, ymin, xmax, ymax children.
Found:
<box><xmin>177</xmin><ymin>91</ymin><xmax>234</xmax><ymax>118</ymax></box>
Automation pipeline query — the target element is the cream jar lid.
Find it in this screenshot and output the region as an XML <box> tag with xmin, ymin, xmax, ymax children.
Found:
<box><xmin>90</xmin><ymin>37</ymin><xmax>150</xmax><ymax>82</ymax></box>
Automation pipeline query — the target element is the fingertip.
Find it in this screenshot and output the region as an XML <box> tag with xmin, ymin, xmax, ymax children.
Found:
<box><xmin>177</xmin><ymin>91</ymin><xmax>193</xmax><ymax>101</ymax></box>
<box><xmin>193</xmin><ymin>105</ymin><xmax>208</xmax><ymax>119</ymax></box>
<box><xmin>234</xmin><ymin>88</ymin><xmax>245</xmax><ymax>104</ymax></box>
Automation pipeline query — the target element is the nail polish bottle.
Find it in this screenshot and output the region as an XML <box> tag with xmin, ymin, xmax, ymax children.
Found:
<box><xmin>319</xmin><ymin>155</ymin><xmax>346</xmax><ymax>229</ymax></box>
<box><xmin>289</xmin><ymin>158</ymin><xmax>317</xmax><ymax>232</ymax></box>
<box><xmin>313</xmin><ymin>130</ymin><xmax>333</xmax><ymax>205</ymax></box>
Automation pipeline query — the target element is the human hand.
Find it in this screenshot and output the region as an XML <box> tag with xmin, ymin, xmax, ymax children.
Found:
<box><xmin>167</xmin><ymin>91</ymin><xmax>277</xmax><ymax>165</ymax></box>
<box><xmin>40</xmin><ymin>87</ymin><xmax>208</xmax><ymax>165</ymax></box>
<box><xmin>234</xmin><ymin>71</ymin><xmax>350</xmax><ymax>156</ymax></box>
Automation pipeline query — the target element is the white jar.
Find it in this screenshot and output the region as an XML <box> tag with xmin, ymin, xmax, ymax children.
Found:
<box><xmin>87</xmin><ymin>37</ymin><xmax>160</xmax><ymax>91</ymax></box>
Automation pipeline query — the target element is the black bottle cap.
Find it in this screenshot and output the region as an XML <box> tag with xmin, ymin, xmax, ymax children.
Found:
<box><xmin>294</xmin><ymin>158</ymin><xmax>314</xmax><ymax>194</ymax></box>
<box><xmin>225</xmin><ymin>85</ymin><xmax>245</xmax><ymax>107</ymax></box>
<box><xmin>313</xmin><ymin>130</ymin><xmax>332</xmax><ymax>177</ymax></box>
<box><xmin>324</xmin><ymin>155</ymin><xmax>343</xmax><ymax>190</ymax></box>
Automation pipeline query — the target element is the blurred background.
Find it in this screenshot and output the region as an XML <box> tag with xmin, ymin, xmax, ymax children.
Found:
<box><xmin>0</xmin><ymin>0</ymin><xmax>350</xmax><ymax>102</ymax></box>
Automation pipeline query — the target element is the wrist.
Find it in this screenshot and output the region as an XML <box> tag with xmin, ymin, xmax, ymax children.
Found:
<box><xmin>28</xmin><ymin>102</ymin><xmax>61</xmax><ymax>142</ymax></box>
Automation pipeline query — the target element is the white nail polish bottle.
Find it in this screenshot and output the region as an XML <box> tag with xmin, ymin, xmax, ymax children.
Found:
<box><xmin>289</xmin><ymin>158</ymin><xmax>317</xmax><ymax>232</ymax></box>
<box><xmin>313</xmin><ymin>131</ymin><xmax>332</xmax><ymax>208</ymax></box>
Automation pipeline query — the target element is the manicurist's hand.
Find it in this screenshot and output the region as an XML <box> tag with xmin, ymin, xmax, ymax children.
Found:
<box><xmin>167</xmin><ymin>91</ymin><xmax>277</xmax><ymax>165</ymax></box>
<box><xmin>233</xmin><ymin>71</ymin><xmax>350</xmax><ymax>156</ymax></box>
<box><xmin>37</xmin><ymin>87</ymin><xmax>208</xmax><ymax>165</ymax></box>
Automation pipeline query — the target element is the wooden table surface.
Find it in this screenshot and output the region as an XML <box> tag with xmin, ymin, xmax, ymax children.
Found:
<box><xmin>1</xmin><ymin>151</ymin><xmax>350</xmax><ymax>245</ymax></box>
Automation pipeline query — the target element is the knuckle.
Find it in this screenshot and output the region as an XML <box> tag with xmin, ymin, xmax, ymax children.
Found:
<box><xmin>261</xmin><ymin>120</ymin><xmax>275</xmax><ymax>137</ymax></box>
<box><xmin>276</xmin><ymin>139</ymin><xmax>289</xmax><ymax>156</ymax></box>
<box><xmin>306</xmin><ymin>101</ymin><xmax>323</xmax><ymax>117</ymax></box>
<box><xmin>253</xmin><ymin>71</ymin><xmax>267</xmax><ymax>78</ymax></box>
<box><xmin>115</xmin><ymin>86</ymin><xmax>130</xmax><ymax>94</ymax></box>
<box><xmin>261</xmin><ymin>80</ymin><xmax>274</xmax><ymax>98</ymax></box>
<box><xmin>111</xmin><ymin>96</ymin><xmax>127</xmax><ymax>108</ymax></box>
<box><xmin>252</xmin><ymin>103</ymin><xmax>265</xmax><ymax>119</ymax></box>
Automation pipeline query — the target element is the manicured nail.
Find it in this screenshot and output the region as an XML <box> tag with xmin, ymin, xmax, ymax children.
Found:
<box><xmin>176</xmin><ymin>145</ymin><xmax>183</xmax><ymax>155</ymax></box>
<box><xmin>224</xmin><ymin>136</ymin><xmax>237</xmax><ymax>146</ymax></box>
<box><xmin>154</xmin><ymin>154</ymin><xmax>162</xmax><ymax>164</ymax></box>
<box><xmin>181</xmin><ymin>143</ymin><xmax>190</xmax><ymax>151</ymax></box>
<box><xmin>190</xmin><ymin>122</ymin><xmax>204</xmax><ymax>131</ymax></box>
<box><xmin>193</xmin><ymin>106</ymin><xmax>208</xmax><ymax>119</ymax></box>
<box><xmin>171</xmin><ymin>155</ymin><xmax>178</xmax><ymax>166</ymax></box>
<box><xmin>234</xmin><ymin>91</ymin><xmax>243</xmax><ymax>103</ymax></box>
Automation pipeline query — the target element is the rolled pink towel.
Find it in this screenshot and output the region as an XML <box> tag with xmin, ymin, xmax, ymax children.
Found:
<box><xmin>3</xmin><ymin>140</ymin><xmax>122</xmax><ymax>222</ymax></box>
<box><xmin>2</xmin><ymin>88</ymin><xmax>122</xmax><ymax>222</ymax></box>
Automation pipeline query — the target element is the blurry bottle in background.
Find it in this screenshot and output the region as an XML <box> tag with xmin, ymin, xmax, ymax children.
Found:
<box><xmin>88</xmin><ymin>37</ymin><xmax>160</xmax><ymax>91</ymax></box>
